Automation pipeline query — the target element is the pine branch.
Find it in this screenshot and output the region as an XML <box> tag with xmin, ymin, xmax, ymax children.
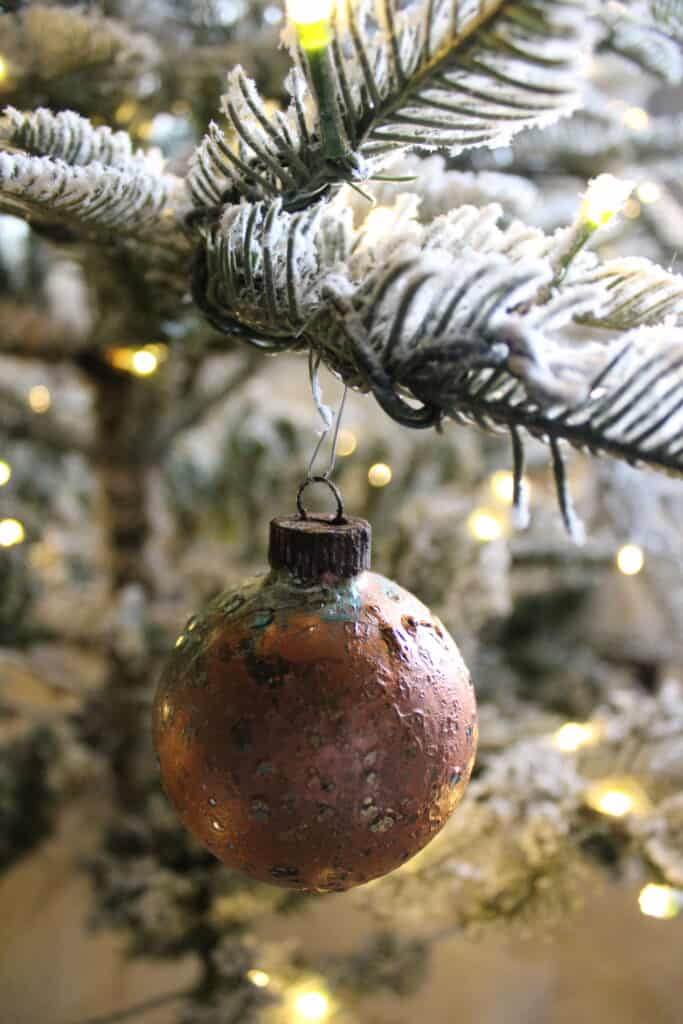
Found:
<box><xmin>0</xmin><ymin>150</ymin><xmax>188</xmax><ymax>248</ymax></box>
<box><xmin>190</xmin><ymin>0</ymin><xmax>592</xmax><ymax>209</ymax></box>
<box><xmin>573</xmin><ymin>258</ymin><xmax>683</xmax><ymax>331</ymax></box>
<box><xmin>0</xmin><ymin>107</ymin><xmax>152</xmax><ymax>174</ymax></box>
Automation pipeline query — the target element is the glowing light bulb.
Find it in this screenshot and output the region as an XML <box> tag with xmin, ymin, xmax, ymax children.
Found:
<box><xmin>361</xmin><ymin>206</ymin><xmax>399</xmax><ymax>249</ymax></box>
<box><xmin>585</xmin><ymin>778</ymin><xmax>649</xmax><ymax>818</ymax></box>
<box><xmin>580</xmin><ymin>174</ymin><xmax>634</xmax><ymax>229</ymax></box>
<box><xmin>0</xmin><ymin>460</ymin><xmax>11</xmax><ymax>487</ymax></box>
<box><xmin>0</xmin><ymin>57</ymin><xmax>7</xmax><ymax>83</ymax></box>
<box><xmin>28</xmin><ymin>385</ymin><xmax>51</xmax><ymax>413</ymax></box>
<box><xmin>637</xmin><ymin>181</ymin><xmax>661</xmax><ymax>205</ymax></box>
<box><xmin>623</xmin><ymin>198</ymin><xmax>641</xmax><ymax>220</ymax></box>
<box><xmin>621</xmin><ymin>107</ymin><xmax>649</xmax><ymax>132</ymax></box>
<box><xmin>638</xmin><ymin>884</ymin><xmax>682</xmax><ymax>920</ymax></box>
<box><xmin>114</xmin><ymin>100</ymin><xmax>137</xmax><ymax>124</ymax></box>
<box><xmin>467</xmin><ymin>508</ymin><xmax>504</xmax><ymax>542</ymax></box>
<box><xmin>174</xmin><ymin>635</ymin><xmax>184</xmax><ymax>648</ymax></box>
<box><xmin>130</xmin><ymin>348</ymin><xmax>159</xmax><ymax>376</ymax></box>
<box><xmin>287</xmin><ymin>0</ymin><xmax>335</xmax><ymax>48</ymax></box>
<box><xmin>553</xmin><ymin>721</ymin><xmax>601</xmax><ymax>753</ymax></box>
<box><xmin>0</xmin><ymin>517</ymin><xmax>25</xmax><ymax>547</ymax></box>
<box><xmin>293</xmin><ymin>990</ymin><xmax>330</xmax><ymax>1022</ymax></box>
<box><xmin>368</xmin><ymin>463</ymin><xmax>392</xmax><ymax>487</ymax></box>
<box><xmin>337</xmin><ymin>429</ymin><xmax>357</xmax><ymax>457</ymax></box>
<box><xmin>246</xmin><ymin>969</ymin><xmax>271</xmax><ymax>988</ymax></box>
<box><xmin>616</xmin><ymin>543</ymin><xmax>644</xmax><ymax>576</ymax></box>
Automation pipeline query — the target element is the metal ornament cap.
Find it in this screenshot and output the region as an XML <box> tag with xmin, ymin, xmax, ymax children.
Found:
<box><xmin>268</xmin><ymin>477</ymin><xmax>371</xmax><ymax>579</ymax></box>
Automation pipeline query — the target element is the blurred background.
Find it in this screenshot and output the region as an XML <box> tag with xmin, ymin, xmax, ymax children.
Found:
<box><xmin>1</xmin><ymin>2</ymin><xmax>683</xmax><ymax>1022</ymax></box>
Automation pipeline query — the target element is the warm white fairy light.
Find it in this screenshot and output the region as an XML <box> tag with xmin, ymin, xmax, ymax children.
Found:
<box><xmin>131</xmin><ymin>348</ymin><xmax>159</xmax><ymax>376</ymax></box>
<box><xmin>337</xmin><ymin>429</ymin><xmax>357</xmax><ymax>456</ymax></box>
<box><xmin>28</xmin><ymin>385</ymin><xmax>51</xmax><ymax>413</ymax></box>
<box><xmin>638</xmin><ymin>884</ymin><xmax>682</xmax><ymax>920</ymax></box>
<box><xmin>246</xmin><ymin>969</ymin><xmax>271</xmax><ymax>988</ymax></box>
<box><xmin>0</xmin><ymin>517</ymin><xmax>25</xmax><ymax>547</ymax></box>
<box><xmin>553</xmin><ymin>721</ymin><xmax>601</xmax><ymax>753</ymax></box>
<box><xmin>580</xmin><ymin>174</ymin><xmax>634</xmax><ymax>229</ymax></box>
<box><xmin>467</xmin><ymin>508</ymin><xmax>505</xmax><ymax>542</ymax></box>
<box><xmin>287</xmin><ymin>0</ymin><xmax>335</xmax><ymax>49</ymax></box>
<box><xmin>368</xmin><ymin>462</ymin><xmax>392</xmax><ymax>487</ymax></box>
<box><xmin>621</xmin><ymin>106</ymin><xmax>649</xmax><ymax>132</ymax></box>
<box><xmin>0</xmin><ymin>57</ymin><xmax>7</xmax><ymax>83</ymax></box>
<box><xmin>292</xmin><ymin>989</ymin><xmax>330</xmax><ymax>1022</ymax></box>
<box><xmin>0</xmin><ymin>459</ymin><xmax>11</xmax><ymax>487</ymax></box>
<box><xmin>360</xmin><ymin>206</ymin><xmax>399</xmax><ymax>249</ymax></box>
<box><xmin>585</xmin><ymin>778</ymin><xmax>649</xmax><ymax>818</ymax></box>
<box><xmin>106</xmin><ymin>344</ymin><xmax>167</xmax><ymax>377</ymax></box>
<box><xmin>616</xmin><ymin>543</ymin><xmax>644</xmax><ymax>576</ymax></box>
<box><xmin>637</xmin><ymin>181</ymin><xmax>661</xmax><ymax>205</ymax></box>
<box><xmin>623</xmin><ymin>198</ymin><xmax>641</xmax><ymax>220</ymax></box>
<box><xmin>114</xmin><ymin>100</ymin><xmax>137</xmax><ymax>124</ymax></box>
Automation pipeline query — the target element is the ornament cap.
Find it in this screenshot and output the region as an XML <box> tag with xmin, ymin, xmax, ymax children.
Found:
<box><xmin>269</xmin><ymin>513</ymin><xmax>371</xmax><ymax>578</ymax></box>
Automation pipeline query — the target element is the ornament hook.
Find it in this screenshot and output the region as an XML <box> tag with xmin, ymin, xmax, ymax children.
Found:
<box><xmin>297</xmin><ymin>476</ymin><xmax>346</xmax><ymax>524</ymax></box>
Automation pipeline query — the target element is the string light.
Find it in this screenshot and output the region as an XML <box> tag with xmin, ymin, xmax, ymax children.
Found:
<box><xmin>623</xmin><ymin>198</ymin><xmax>641</xmax><ymax>220</ymax></box>
<box><xmin>467</xmin><ymin>508</ymin><xmax>505</xmax><ymax>542</ymax></box>
<box><xmin>368</xmin><ymin>463</ymin><xmax>392</xmax><ymax>487</ymax></box>
<box><xmin>246</xmin><ymin>969</ymin><xmax>271</xmax><ymax>987</ymax></box>
<box><xmin>0</xmin><ymin>517</ymin><xmax>25</xmax><ymax>547</ymax></box>
<box><xmin>0</xmin><ymin>57</ymin><xmax>7</xmax><ymax>83</ymax></box>
<box><xmin>638</xmin><ymin>884</ymin><xmax>682</xmax><ymax>920</ymax></box>
<box><xmin>28</xmin><ymin>385</ymin><xmax>51</xmax><ymax>413</ymax></box>
<box><xmin>488</xmin><ymin>469</ymin><xmax>531</xmax><ymax>506</ymax></box>
<box><xmin>552</xmin><ymin>721</ymin><xmax>601</xmax><ymax>753</ymax></box>
<box><xmin>105</xmin><ymin>344</ymin><xmax>167</xmax><ymax>377</ymax></box>
<box><xmin>287</xmin><ymin>0</ymin><xmax>335</xmax><ymax>49</ymax></box>
<box><xmin>292</xmin><ymin>989</ymin><xmax>330</xmax><ymax>1022</ymax></box>
<box><xmin>616</xmin><ymin>543</ymin><xmax>644</xmax><ymax>576</ymax></box>
<box><xmin>636</xmin><ymin>181</ymin><xmax>661</xmax><ymax>205</ymax></box>
<box><xmin>580</xmin><ymin>174</ymin><xmax>634</xmax><ymax>229</ymax></box>
<box><xmin>114</xmin><ymin>100</ymin><xmax>137</xmax><ymax>124</ymax></box>
<box><xmin>621</xmin><ymin>106</ymin><xmax>650</xmax><ymax>132</ymax></box>
<box><xmin>336</xmin><ymin>429</ymin><xmax>357</xmax><ymax>456</ymax></box>
<box><xmin>584</xmin><ymin>778</ymin><xmax>650</xmax><ymax>818</ymax></box>
<box><xmin>360</xmin><ymin>206</ymin><xmax>399</xmax><ymax>249</ymax></box>
<box><xmin>0</xmin><ymin>460</ymin><xmax>11</xmax><ymax>487</ymax></box>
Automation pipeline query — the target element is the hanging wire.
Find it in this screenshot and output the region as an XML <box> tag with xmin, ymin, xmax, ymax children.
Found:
<box><xmin>306</xmin><ymin>350</ymin><xmax>349</xmax><ymax>480</ymax></box>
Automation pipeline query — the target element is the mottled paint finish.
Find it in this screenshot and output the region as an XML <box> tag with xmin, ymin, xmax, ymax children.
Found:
<box><xmin>153</xmin><ymin>570</ymin><xmax>477</xmax><ymax>893</ymax></box>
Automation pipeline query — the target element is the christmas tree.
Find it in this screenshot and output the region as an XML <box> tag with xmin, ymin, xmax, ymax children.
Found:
<box><xmin>1</xmin><ymin>1</ymin><xmax>683</xmax><ymax>1022</ymax></box>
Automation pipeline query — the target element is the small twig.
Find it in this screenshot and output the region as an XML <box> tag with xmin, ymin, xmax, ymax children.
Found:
<box><xmin>151</xmin><ymin>352</ymin><xmax>261</xmax><ymax>455</ymax></box>
<box><xmin>69</xmin><ymin>987</ymin><xmax>192</xmax><ymax>1024</ymax></box>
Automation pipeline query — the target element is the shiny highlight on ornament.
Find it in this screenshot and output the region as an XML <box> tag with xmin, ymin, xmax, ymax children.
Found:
<box><xmin>580</xmin><ymin>174</ymin><xmax>634</xmax><ymax>229</ymax></box>
<box><xmin>28</xmin><ymin>385</ymin><xmax>51</xmax><ymax>413</ymax></box>
<box><xmin>616</xmin><ymin>543</ymin><xmax>644</xmax><ymax>576</ymax></box>
<box><xmin>0</xmin><ymin>517</ymin><xmax>25</xmax><ymax>547</ymax></box>
<box><xmin>292</xmin><ymin>989</ymin><xmax>330</xmax><ymax>1022</ymax></box>
<box><xmin>368</xmin><ymin>462</ymin><xmax>392</xmax><ymax>487</ymax></box>
<box><xmin>246</xmin><ymin>969</ymin><xmax>271</xmax><ymax>988</ymax></box>
<box><xmin>638</xmin><ymin>884</ymin><xmax>682</xmax><ymax>920</ymax></box>
<box><xmin>552</xmin><ymin>721</ymin><xmax>601</xmax><ymax>753</ymax></box>
<box><xmin>336</xmin><ymin>429</ymin><xmax>357</xmax><ymax>457</ymax></box>
<box><xmin>467</xmin><ymin>508</ymin><xmax>504</xmax><ymax>542</ymax></box>
<box><xmin>0</xmin><ymin>459</ymin><xmax>11</xmax><ymax>486</ymax></box>
<box><xmin>585</xmin><ymin>778</ymin><xmax>650</xmax><ymax>818</ymax></box>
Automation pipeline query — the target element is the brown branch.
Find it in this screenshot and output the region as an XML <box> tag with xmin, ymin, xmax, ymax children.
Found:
<box><xmin>0</xmin><ymin>300</ymin><xmax>88</xmax><ymax>361</ymax></box>
<box><xmin>151</xmin><ymin>352</ymin><xmax>261</xmax><ymax>456</ymax></box>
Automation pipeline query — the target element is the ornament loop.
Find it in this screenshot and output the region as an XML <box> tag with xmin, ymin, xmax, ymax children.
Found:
<box><xmin>297</xmin><ymin>476</ymin><xmax>346</xmax><ymax>524</ymax></box>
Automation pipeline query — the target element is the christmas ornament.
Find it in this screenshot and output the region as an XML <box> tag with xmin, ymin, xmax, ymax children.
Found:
<box><xmin>153</xmin><ymin>479</ymin><xmax>477</xmax><ymax>893</ymax></box>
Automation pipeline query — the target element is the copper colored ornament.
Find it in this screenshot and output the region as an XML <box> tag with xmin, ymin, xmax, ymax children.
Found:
<box><xmin>153</xmin><ymin>483</ymin><xmax>477</xmax><ymax>893</ymax></box>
